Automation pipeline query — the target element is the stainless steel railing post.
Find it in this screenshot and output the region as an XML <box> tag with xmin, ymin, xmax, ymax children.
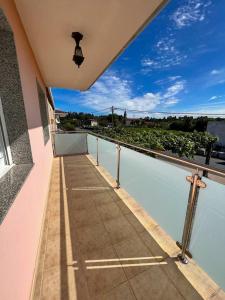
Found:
<box><xmin>177</xmin><ymin>173</ymin><xmax>206</xmax><ymax>264</ymax></box>
<box><xmin>96</xmin><ymin>137</ymin><xmax>99</xmax><ymax>166</ymax></box>
<box><xmin>116</xmin><ymin>144</ymin><xmax>121</xmax><ymax>189</ymax></box>
<box><xmin>86</xmin><ymin>133</ymin><xmax>89</xmax><ymax>154</ymax></box>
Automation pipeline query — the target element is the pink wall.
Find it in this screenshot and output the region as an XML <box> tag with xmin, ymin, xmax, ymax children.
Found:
<box><xmin>0</xmin><ymin>1</ymin><xmax>53</xmax><ymax>299</ymax></box>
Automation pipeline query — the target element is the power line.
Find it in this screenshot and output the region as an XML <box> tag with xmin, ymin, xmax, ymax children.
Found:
<box><xmin>89</xmin><ymin>107</ymin><xmax>111</xmax><ymax>114</ymax></box>
<box><xmin>86</xmin><ymin>106</ymin><xmax>225</xmax><ymax>117</ymax></box>
<box><xmin>114</xmin><ymin>107</ymin><xmax>225</xmax><ymax>117</ymax></box>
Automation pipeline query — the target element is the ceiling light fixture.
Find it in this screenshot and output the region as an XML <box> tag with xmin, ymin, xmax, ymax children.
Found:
<box><xmin>72</xmin><ymin>32</ymin><xmax>84</xmax><ymax>68</ymax></box>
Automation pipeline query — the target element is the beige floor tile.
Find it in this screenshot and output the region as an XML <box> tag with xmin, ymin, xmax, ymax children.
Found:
<box><xmin>68</xmin><ymin>191</ymin><xmax>96</xmax><ymax>211</ymax></box>
<box><xmin>73</xmin><ymin>268</ymin><xmax>91</xmax><ymax>300</ymax></box>
<box><xmin>114</xmin><ymin>236</ymin><xmax>159</xmax><ymax>279</ymax></box>
<box><xmin>41</xmin><ymin>265</ymin><xmax>90</xmax><ymax>300</ymax></box>
<box><xmin>140</xmin><ymin>230</ymin><xmax>167</xmax><ymax>258</ymax></box>
<box><xmin>129</xmin><ymin>267</ymin><xmax>184</xmax><ymax>300</ymax></box>
<box><xmin>44</xmin><ymin>235</ymin><xmax>62</xmax><ymax>270</ymax></box>
<box><xmin>67</xmin><ymin>178</ymin><xmax>106</xmax><ymax>188</ymax></box>
<box><xmin>82</xmin><ymin>246</ymin><xmax>127</xmax><ymax>297</ymax></box>
<box><xmin>92</xmin><ymin>190</ymin><xmax>115</xmax><ymax>207</ymax></box>
<box><xmin>104</xmin><ymin>216</ymin><xmax>137</xmax><ymax>245</ymax></box>
<box><xmin>96</xmin><ymin>201</ymin><xmax>123</xmax><ymax>222</ymax></box>
<box><xmin>211</xmin><ymin>289</ymin><xmax>225</xmax><ymax>300</ymax></box>
<box><xmin>162</xmin><ymin>257</ymin><xmax>203</xmax><ymax>300</ymax></box>
<box><xmin>47</xmin><ymin>215</ymin><xmax>62</xmax><ymax>237</ymax></box>
<box><xmin>116</xmin><ymin>199</ymin><xmax>133</xmax><ymax>215</ymax></box>
<box><xmin>125</xmin><ymin>212</ymin><xmax>146</xmax><ymax>234</ymax></box>
<box><xmin>48</xmin><ymin>199</ymin><xmax>61</xmax><ymax>218</ymax></box>
<box><xmin>69</xmin><ymin>198</ymin><xmax>96</xmax><ymax>212</ymax></box>
<box><xmin>74</xmin><ymin>222</ymin><xmax>111</xmax><ymax>255</ymax></box>
<box><xmin>69</xmin><ymin>208</ymin><xmax>101</xmax><ymax>229</ymax></box>
<box><xmin>100</xmin><ymin>282</ymin><xmax>136</xmax><ymax>300</ymax></box>
<box><xmin>41</xmin><ymin>266</ymin><xmax>62</xmax><ymax>299</ymax></box>
<box><xmin>106</xmin><ymin>189</ymin><xmax>123</xmax><ymax>202</ymax></box>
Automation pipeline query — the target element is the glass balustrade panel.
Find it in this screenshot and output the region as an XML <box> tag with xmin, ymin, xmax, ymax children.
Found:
<box><xmin>119</xmin><ymin>145</ymin><xmax>191</xmax><ymax>241</ymax></box>
<box><xmin>189</xmin><ymin>177</ymin><xmax>225</xmax><ymax>290</ymax></box>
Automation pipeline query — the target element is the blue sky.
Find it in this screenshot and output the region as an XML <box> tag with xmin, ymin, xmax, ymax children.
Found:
<box><xmin>52</xmin><ymin>0</ymin><xmax>225</xmax><ymax>117</ymax></box>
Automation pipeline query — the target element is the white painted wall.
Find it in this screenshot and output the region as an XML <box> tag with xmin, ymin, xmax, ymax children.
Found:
<box><xmin>207</xmin><ymin>121</ymin><xmax>225</xmax><ymax>146</ymax></box>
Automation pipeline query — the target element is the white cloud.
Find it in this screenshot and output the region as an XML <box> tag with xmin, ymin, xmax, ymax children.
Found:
<box><xmin>164</xmin><ymin>99</ymin><xmax>180</xmax><ymax>106</ymax></box>
<box><xmin>209</xmin><ymin>96</ymin><xmax>218</xmax><ymax>101</ymax></box>
<box><xmin>70</xmin><ymin>72</ymin><xmax>185</xmax><ymax>114</ymax></box>
<box><xmin>141</xmin><ymin>53</ymin><xmax>185</xmax><ymax>71</ymax></box>
<box><xmin>141</xmin><ymin>37</ymin><xmax>187</xmax><ymax>72</ymax></box>
<box><xmin>211</xmin><ymin>69</ymin><xmax>223</xmax><ymax>75</ymax></box>
<box><xmin>78</xmin><ymin>72</ymin><xmax>160</xmax><ymax>112</ymax></box>
<box><xmin>156</xmin><ymin>38</ymin><xmax>176</xmax><ymax>53</ymax></box>
<box><xmin>163</xmin><ymin>81</ymin><xmax>186</xmax><ymax>99</ymax></box>
<box><xmin>189</xmin><ymin>104</ymin><xmax>225</xmax><ymax>117</ymax></box>
<box><xmin>171</xmin><ymin>0</ymin><xmax>211</xmax><ymax>28</ymax></box>
<box><xmin>142</xmin><ymin>1</ymin><xmax>211</xmax><ymax>73</ymax></box>
<box><xmin>168</xmin><ymin>76</ymin><xmax>182</xmax><ymax>81</ymax></box>
<box><xmin>209</xmin><ymin>96</ymin><xmax>217</xmax><ymax>100</ymax></box>
<box><xmin>155</xmin><ymin>76</ymin><xmax>182</xmax><ymax>86</ymax></box>
<box><xmin>141</xmin><ymin>59</ymin><xmax>158</xmax><ymax>68</ymax></box>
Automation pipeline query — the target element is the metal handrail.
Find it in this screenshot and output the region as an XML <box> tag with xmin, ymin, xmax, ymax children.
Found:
<box><xmin>52</xmin><ymin>130</ymin><xmax>225</xmax><ymax>178</ymax></box>
<box><xmin>87</xmin><ymin>131</ymin><xmax>225</xmax><ymax>178</ymax></box>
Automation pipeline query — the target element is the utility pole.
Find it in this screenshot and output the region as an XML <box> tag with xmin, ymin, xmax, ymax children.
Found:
<box><xmin>124</xmin><ymin>109</ymin><xmax>127</xmax><ymax>126</ymax></box>
<box><xmin>203</xmin><ymin>141</ymin><xmax>213</xmax><ymax>178</ymax></box>
<box><xmin>111</xmin><ymin>106</ymin><xmax>114</xmax><ymax>127</ymax></box>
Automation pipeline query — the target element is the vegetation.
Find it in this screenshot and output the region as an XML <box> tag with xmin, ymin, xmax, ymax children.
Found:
<box><xmin>58</xmin><ymin>111</ymin><xmax>219</xmax><ymax>158</ymax></box>
<box><xmin>59</xmin><ymin>112</ymin><xmax>95</xmax><ymax>130</ymax></box>
<box><xmin>93</xmin><ymin>127</ymin><xmax>217</xmax><ymax>158</ymax></box>
<box><xmin>60</xmin><ymin>112</ymin><xmax>225</xmax><ymax>132</ymax></box>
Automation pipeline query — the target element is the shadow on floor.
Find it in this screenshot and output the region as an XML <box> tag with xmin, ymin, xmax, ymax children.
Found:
<box><xmin>60</xmin><ymin>155</ymin><xmax>203</xmax><ymax>300</ymax></box>
<box><xmin>32</xmin><ymin>155</ymin><xmax>204</xmax><ymax>299</ymax></box>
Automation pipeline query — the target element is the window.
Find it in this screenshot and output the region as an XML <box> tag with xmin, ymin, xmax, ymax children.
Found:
<box><xmin>0</xmin><ymin>9</ymin><xmax>33</xmax><ymax>223</ymax></box>
<box><xmin>37</xmin><ymin>81</ymin><xmax>50</xmax><ymax>144</ymax></box>
<box><xmin>0</xmin><ymin>123</ymin><xmax>7</xmax><ymax>168</ymax></box>
<box><xmin>0</xmin><ymin>98</ymin><xmax>12</xmax><ymax>177</ymax></box>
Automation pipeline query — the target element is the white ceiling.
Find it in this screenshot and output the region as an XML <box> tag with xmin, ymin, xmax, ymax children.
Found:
<box><xmin>15</xmin><ymin>0</ymin><xmax>167</xmax><ymax>91</ymax></box>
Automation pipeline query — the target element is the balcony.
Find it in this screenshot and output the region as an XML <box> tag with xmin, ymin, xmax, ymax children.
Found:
<box><xmin>32</xmin><ymin>132</ymin><xmax>225</xmax><ymax>299</ymax></box>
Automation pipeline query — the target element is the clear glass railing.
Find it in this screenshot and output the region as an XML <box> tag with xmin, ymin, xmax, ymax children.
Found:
<box><xmin>189</xmin><ymin>178</ymin><xmax>225</xmax><ymax>290</ymax></box>
<box><xmin>86</xmin><ymin>133</ymin><xmax>225</xmax><ymax>291</ymax></box>
<box><xmin>87</xmin><ymin>134</ymin><xmax>97</xmax><ymax>160</ymax></box>
<box><xmin>88</xmin><ymin>134</ymin><xmax>191</xmax><ymax>241</ymax></box>
<box><xmin>54</xmin><ymin>132</ymin><xmax>88</xmax><ymax>156</ymax></box>
<box><xmin>87</xmin><ymin>134</ymin><xmax>117</xmax><ymax>178</ymax></box>
<box><xmin>120</xmin><ymin>145</ymin><xmax>190</xmax><ymax>241</ymax></box>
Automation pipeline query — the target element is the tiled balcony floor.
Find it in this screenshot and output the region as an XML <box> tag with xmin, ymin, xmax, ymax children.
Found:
<box><xmin>32</xmin><ymin>155</ymin><xmax>203</xmax><ymax>300</ymax></box>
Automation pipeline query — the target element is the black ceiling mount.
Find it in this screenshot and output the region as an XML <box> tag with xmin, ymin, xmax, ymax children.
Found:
<box><xmin>72</xmin><ymin>32</ymin><xmax>84</xmax><ymax>68</ymax></box>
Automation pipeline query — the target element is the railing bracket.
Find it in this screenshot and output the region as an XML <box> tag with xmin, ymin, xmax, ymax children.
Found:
<box><xmin>177</xmin><ymin>253</ymin><xmax>189</xmax><ymax>264</ymax></box>
<box><xmin>176</xmin><ymin>241</ymin><xmax>192</xmax><ymax>258</ymax></box>
<box><xmin>186</xmin><ymin>176</ymin><xmax>206</xmax><ymax>189</ymax></box>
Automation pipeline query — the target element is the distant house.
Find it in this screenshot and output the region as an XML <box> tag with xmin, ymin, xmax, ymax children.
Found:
<box><xmin>55</xmin><ymin>109</ymin><xmax>68</xmax><ymax>118</ymax></box>
<box><xmin>89</xmin><ymin>119</ymin><xmax>98</xmax><ymax>127</ymax></box>
<box><xmin>55</xmin><ymin>110</ymin><xmax>68</xmax><ymax>129</ymax></box>
<box><xmin>125</xmin><ymin>117</ymin><xmax>138</xmax><ymax>126</ymax></box>
<box><xmin>82</xmin><ymin>119</ymin><xmax>98</xmax><ymax>129</ymax></box>
<box><xmin>207</xmin><ymin>121</ymin><xmax>225</xmax><ymax>147</ymax></box>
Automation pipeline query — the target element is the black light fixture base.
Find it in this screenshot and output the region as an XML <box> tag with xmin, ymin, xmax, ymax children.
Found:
<box><xmin>72</xmin><ymin>32</ymin><xmax>84</xmax><ymax>68</ymax></box>
<box><xmin>72</xmin><ymin>32</ymin><xmax>83</xmax><ymax>45</ymax></box>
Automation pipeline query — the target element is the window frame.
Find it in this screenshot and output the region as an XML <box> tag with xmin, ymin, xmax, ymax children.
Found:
<box><xmin>0</xmin><ymin>97</ymin><xmax>13</xmax><ymax>177</ymax></box>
